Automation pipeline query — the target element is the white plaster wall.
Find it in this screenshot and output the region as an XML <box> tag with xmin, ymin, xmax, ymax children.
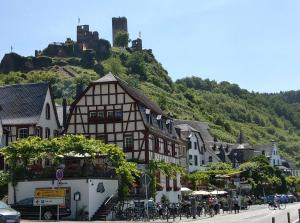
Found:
<box><xmin>8</xmin><ymin>178</ymin><xmax>118</xmax><ymax>220</ymax></box>
<box><xmin>37</xmin><ymin>88</ymin><xmax>60</xmax><ymax>137</ymax></box>
<box><xmin>88</xmin><ymin>179</ymin><xmax>118</xmax><ymax>220</ymax></box>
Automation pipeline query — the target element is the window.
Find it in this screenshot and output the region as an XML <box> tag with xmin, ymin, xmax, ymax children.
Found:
<box><xmin>202</xmin><ymin>160</ymin><xmax>205</xmax><ymax>165</ymax></box>
<box><xmin>89</xmin><ymin>111</ymin><xmax>98</xmax><ymax>123</ymax></box>
<box><xmin>98</xmin><ymin>111</ymin><xmax>105</xmax><ymax>122</ymax></box>
<box><xmin>18</xmin><ymin>128</ymin><xmax>28</xmax><ymax>139</ymax></box>
<box><xmin>107</xmin><ymin>111</ymin><xmax>114</xmax><ymax>121</ymax></box>
<box><xmin>164</xmin><ymin>140</ymin><xmax>168</xmax><ymax>155</ymax></box>
<box><xmin>209</xmin><ymin>156</ymin><xmax>212</xmax><ymax>163</ymax></box>
<box><xmin>35</xmin><ymin>127</ymin><xmax>43</xmax><ymax>138</ymax></box>
<box><xmin>96</xmin><ymin>134</ymin><xmax>106</xmax><ymax>143</ymax></box>
<box><xmin>173</xmin><ymin>178</ymin><xmax>177</xmax><ymax>190</ymax></box>
<box><xmin>171</xmin><ymin>143</ymin><xmax>176</xmax><ymax>157</ymax></box>
<box><xmin>188</xmin><ymin>141</ymin><xmax>192</xmax><ymax>150</ymax></box>
<box><xmin>166</xmin><ymin>176</ymin><xmax>170</xmax><ymax>190</ymax></box>
<box><xmin>194</xmin><ymin>142</ymin><xmax>197</xmax><ymax>150</ymax></box>
<box><xmin>45</xmin><ymin>103</ymin><xmax>50</xmax><ymax>120</ymax></box>
<box><xmin>45</xmin><ymin>127</ymin><xmax>50</xmax><ymax>139</ymax></box>
<box><xmin>194</xmin><ymin>155</ymin><xmax>198</xmax><ymax>166</ymax></box>
<box><xmin>114</xmin><ymin>110</ymin><xmax>123</xmax><ymax>121</ymax></box>
<box><xmin>124</xmin><ymin>134</ymin><xmax>134</xmax><ymax>152</ymax></box>
<box><xmin>154</xmin><ymin>137</ymin><xmax>159</xmax><ymax>152</ymax></box>
<box><xmin>189</xmin><ymin>155</ymin><xmax>193</xmax><ymax>165</ymax></box>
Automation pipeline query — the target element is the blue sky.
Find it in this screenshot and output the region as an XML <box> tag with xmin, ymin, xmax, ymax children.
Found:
<box><xmin>1</xmin><ymin>0</ymin><xmax>300</xmax><ymax>93</ymax></box>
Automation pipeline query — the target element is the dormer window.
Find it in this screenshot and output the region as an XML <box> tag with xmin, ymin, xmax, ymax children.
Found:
<box><xmin>45</xmin><ymin>103</ymin><xmax>50</xmax><ymax>120</ymax></box>
<box><xmin>166</xmin><ymin>119</ymin><xmax>173</xmax><ymax>134</ymax></box>
<box><xmin>156</xmin><ymin>115</ymin><xmax>163</xmax><ymax>130</ymax></box>
<box><xmin>146</xmin><ymin>109</ymin><xmax>151</xmax><ymax>124</ymax></box>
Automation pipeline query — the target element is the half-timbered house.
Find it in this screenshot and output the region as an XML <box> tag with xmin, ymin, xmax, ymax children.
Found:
<box><xmin>0</xmin><ymin>83</ymin><xmax>61</xmax><ymax>146</ymax></box>
<box><xmin>65</xmin><ymin>73</ymin><xmax>185</xmax><ymax>202</ymax></box>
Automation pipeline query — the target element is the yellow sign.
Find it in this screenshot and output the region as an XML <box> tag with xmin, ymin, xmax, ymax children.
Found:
<box><xmin>34</xmin><ymin>189</ymin><xmax>65</xmax><ymax>198</ymax></box>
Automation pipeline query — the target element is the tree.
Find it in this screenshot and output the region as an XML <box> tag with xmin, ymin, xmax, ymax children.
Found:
<box><xmin>238</xmin><ymin>156</ymin><xmax>287</xmax><ymax>196</ymax></box>
<box><xmin>1</xmin><ymin>135</ymin><xmax>140</xmax><ymax>201</ymax></box>
<box><xmin>114</xmin><ymin>31</ymin><xmax>130</xmax><ymax>47</ymax></box>
<box><xmin>81</xmin><ymin>49</ymin><xmax>96</xmax><ymax>69</ymax></box>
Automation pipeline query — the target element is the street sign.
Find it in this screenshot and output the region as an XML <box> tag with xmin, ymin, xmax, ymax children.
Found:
<box><xmin>56</xmin><ymin>169</ymin><xmax>64</xmax><ymax>181</ymax></box>
<box><xmin>141</xmin><ymin>173</ymin><xmax>151</xmax><ymax>187</ymax></box>
<box><xmin>34</xmin><ymin>189</ymin><xmax>65</xmax><ymax>198</ymax></box>
<box><xmin>33</xmin><ymin>197</ymin><xmax>65</xmax><ymax>206</ymax></box>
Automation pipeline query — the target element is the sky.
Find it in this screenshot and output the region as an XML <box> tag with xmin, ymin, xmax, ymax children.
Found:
<box><xmin>1</xmin><ymin>0</ymin><xmax>300</xmax><ymax>93</ymax></box>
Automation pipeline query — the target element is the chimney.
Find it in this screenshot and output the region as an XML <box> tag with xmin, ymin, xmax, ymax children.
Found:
<box><xmin>63</xmin><ymin>98</ymin><xmax>67</xmax><ymax>129</ymax></box>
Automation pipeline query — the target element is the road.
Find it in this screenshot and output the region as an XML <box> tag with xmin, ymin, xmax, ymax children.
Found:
<box><xmin>21</xmin><ymin>203</ymin><xmax>300</xmax><ymax>223</ymax></box>
<box><xmin>191</xmin><ymin>203</ymin><xmax>300</xmax><ymax>223</ymax></box>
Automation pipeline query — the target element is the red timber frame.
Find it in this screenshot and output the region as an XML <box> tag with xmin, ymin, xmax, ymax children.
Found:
<box><xmin>65</xmin><ymin>80</ymin><xmax>182</xmax><ymax>165</ymax></box>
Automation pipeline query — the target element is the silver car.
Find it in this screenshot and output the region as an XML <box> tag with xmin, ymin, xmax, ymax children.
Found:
<box><xmin>0</xmin><ymin>201</ymin><xmax>20</xmax><ymax>223</ymax></box>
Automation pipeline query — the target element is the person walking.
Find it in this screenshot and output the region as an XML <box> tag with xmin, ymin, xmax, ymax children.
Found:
<box><xmin>233</xmin><ymin>196</ymin><xmax>239</xmax><ymax>214</ymax></box>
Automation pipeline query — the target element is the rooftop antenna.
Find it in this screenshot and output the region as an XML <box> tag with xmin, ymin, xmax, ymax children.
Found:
<box><xmin>138</xmin><ymin>31</ymin><xmax>141</xmax><ymax>39</ymax></box>
<box><xmin>78</xmin><ymin>17</ymin><xmax>80</xmax><ymax>25</ymax></box>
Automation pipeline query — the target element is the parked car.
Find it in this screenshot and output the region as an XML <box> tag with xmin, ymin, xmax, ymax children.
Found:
<box><xmin>266</xmin><ymin>195</ymin><xmax>275</xmax><ymax>204</ymax></box>
<box><xmin>279</xmin><ymin>195</ymin><xmax>289</xmax><ymax>204</ymax></box>
<box><xmin>11</xmin><ymin>197</ymin><xmax>71</xmax><ymax>220</ymax></box>
<box><xmin>287</xmin><ymin>195</ymin><xmax>297</xmax><ymax>203</ymax></box>
<box><xmin>0</xmin><ymin>201</ymin><xmax>21</xmax><ymax>223</ymax></box>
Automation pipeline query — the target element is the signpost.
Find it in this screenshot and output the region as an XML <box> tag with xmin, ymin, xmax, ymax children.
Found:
<box><xmin>34</xmin><ymin>188</ymin><xmax>65</xmax><ymax>221</ymax></box>
<box><xmin>35</xmin><ymin>189</ymin><xmax>65</xmax><ymax>198</ymax></box>
<box><xmin>141</xmin><ymin>173</ymin><xmax>151</xmax><ymax>219</ymax></box>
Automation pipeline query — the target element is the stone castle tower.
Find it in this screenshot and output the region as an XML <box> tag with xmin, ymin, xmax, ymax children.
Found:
<box><xmin>112</xmin><ymin>17</ymin><xmax>128</xmax><ymax>47</ymax></box>
<box><xmin>77</xmin><ymin>25</ymin><xmax>99</xmax><ymax>50</ymax></box>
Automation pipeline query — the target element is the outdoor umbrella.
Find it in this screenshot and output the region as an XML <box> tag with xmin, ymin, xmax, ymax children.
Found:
<box><xmin>210</xmin><ymin>190</ymin><xmax>228</xmax><ymax>195</ymax></box>
<box><xmin>192</xmin><ymin>190</ymin><xmax>211</xmax><ymax>195</ymax></box>
<box><xmin>181</xmin><ymin>187</ymin><xmax>192</xmax><ymax>192</ymax></box>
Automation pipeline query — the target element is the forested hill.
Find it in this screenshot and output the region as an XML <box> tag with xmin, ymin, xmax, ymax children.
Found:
<box><xmin>1</xmin><ymin>45</ymin><xmax>300</xmax><ymax>167</ymax></box>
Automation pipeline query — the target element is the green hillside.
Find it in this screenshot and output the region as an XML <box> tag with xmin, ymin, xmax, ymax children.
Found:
<box><xmin>1</xmin><ymin>46</ymin><xmax>300</xmax><ymax>167</ymax></box>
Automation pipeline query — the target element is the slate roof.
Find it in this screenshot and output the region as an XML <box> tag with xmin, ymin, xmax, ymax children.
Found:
<box><xmin>253</xmin><ymin>144</ymin><xmax>273</xmax><ymax>157</ymax></box>
<box><xmin>174</xmin><ymin>120</ymin><xmax>214</xmax><ymax>142</ymax></box>
<box><xmin>0</xmin><ymin>83</ymin><xmax>49</xmax><ymax>125</ymax></box>
<box><xmin>93</xmin><ymin>73</ymin><xmax>163</xmax><ymax>114</ymax></box>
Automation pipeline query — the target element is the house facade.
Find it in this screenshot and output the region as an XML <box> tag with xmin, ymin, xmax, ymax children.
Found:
<box><xmin>253</xmin><ymin>141</ymin><xmax>282</xmax><ymax>167</ymax></box>
<box><xmin>175</xmin><ymin>120</ymin><xmax>221</xmax><ymax>170</ymax></box>
<box><xmin>65</xmin><ymin>73</ymin><xmax>184</xmax><ymax>202</ymax></box>
<box><xmin>0</xmin><ymin>83</ymin><xmax>61</xmax><ymax>169</ymax></box>
<box><xmin>175</xmin><ymin>123</ymin><xmax>206</xmax><ymax>172</ymax></box>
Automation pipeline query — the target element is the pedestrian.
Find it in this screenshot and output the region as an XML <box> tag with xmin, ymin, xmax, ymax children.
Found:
<box><xmin>213</xmin><ymin>196</ymin><xmax>219</xmax><ymax>214</ymax></box>
<box><xmin>190</xmin><ymin>196</ymin><xmax>197</xmax><ymax>219</ymax></box>
<box><xmin>233</xmin><ymin>196</ymin><xmax>239</xmax><ymax>214</ymax></box>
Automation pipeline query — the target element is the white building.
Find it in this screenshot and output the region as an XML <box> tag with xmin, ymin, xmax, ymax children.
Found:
<box><xmin>0</xmin><ymin>83</ymin><xmax>61</xmax><ymax>169</ymax></box>
<box><xmin>8</xmin><ymin>178</ymin><xmax>118</xmax><ymax>220</ymax></box>
<box><xmin>253</xmin><ymin>141</ymin><xmax>282</xmax><ymax>167</ymax></box>
<box><xmin>0</xmin><ymin>83</ymin><xmax>61</xmax><ymax>146</ymax></box>
<box><xmin>175</xmin><ymin>121</ymin><xmax>221</xmax><ymax>173</ymax></box>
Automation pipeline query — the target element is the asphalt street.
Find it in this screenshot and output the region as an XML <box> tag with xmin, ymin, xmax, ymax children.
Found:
<box><xmin>21</xmin><ymin>203</ymin><xmax>300</xmax><ymax>223</ymax></box>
